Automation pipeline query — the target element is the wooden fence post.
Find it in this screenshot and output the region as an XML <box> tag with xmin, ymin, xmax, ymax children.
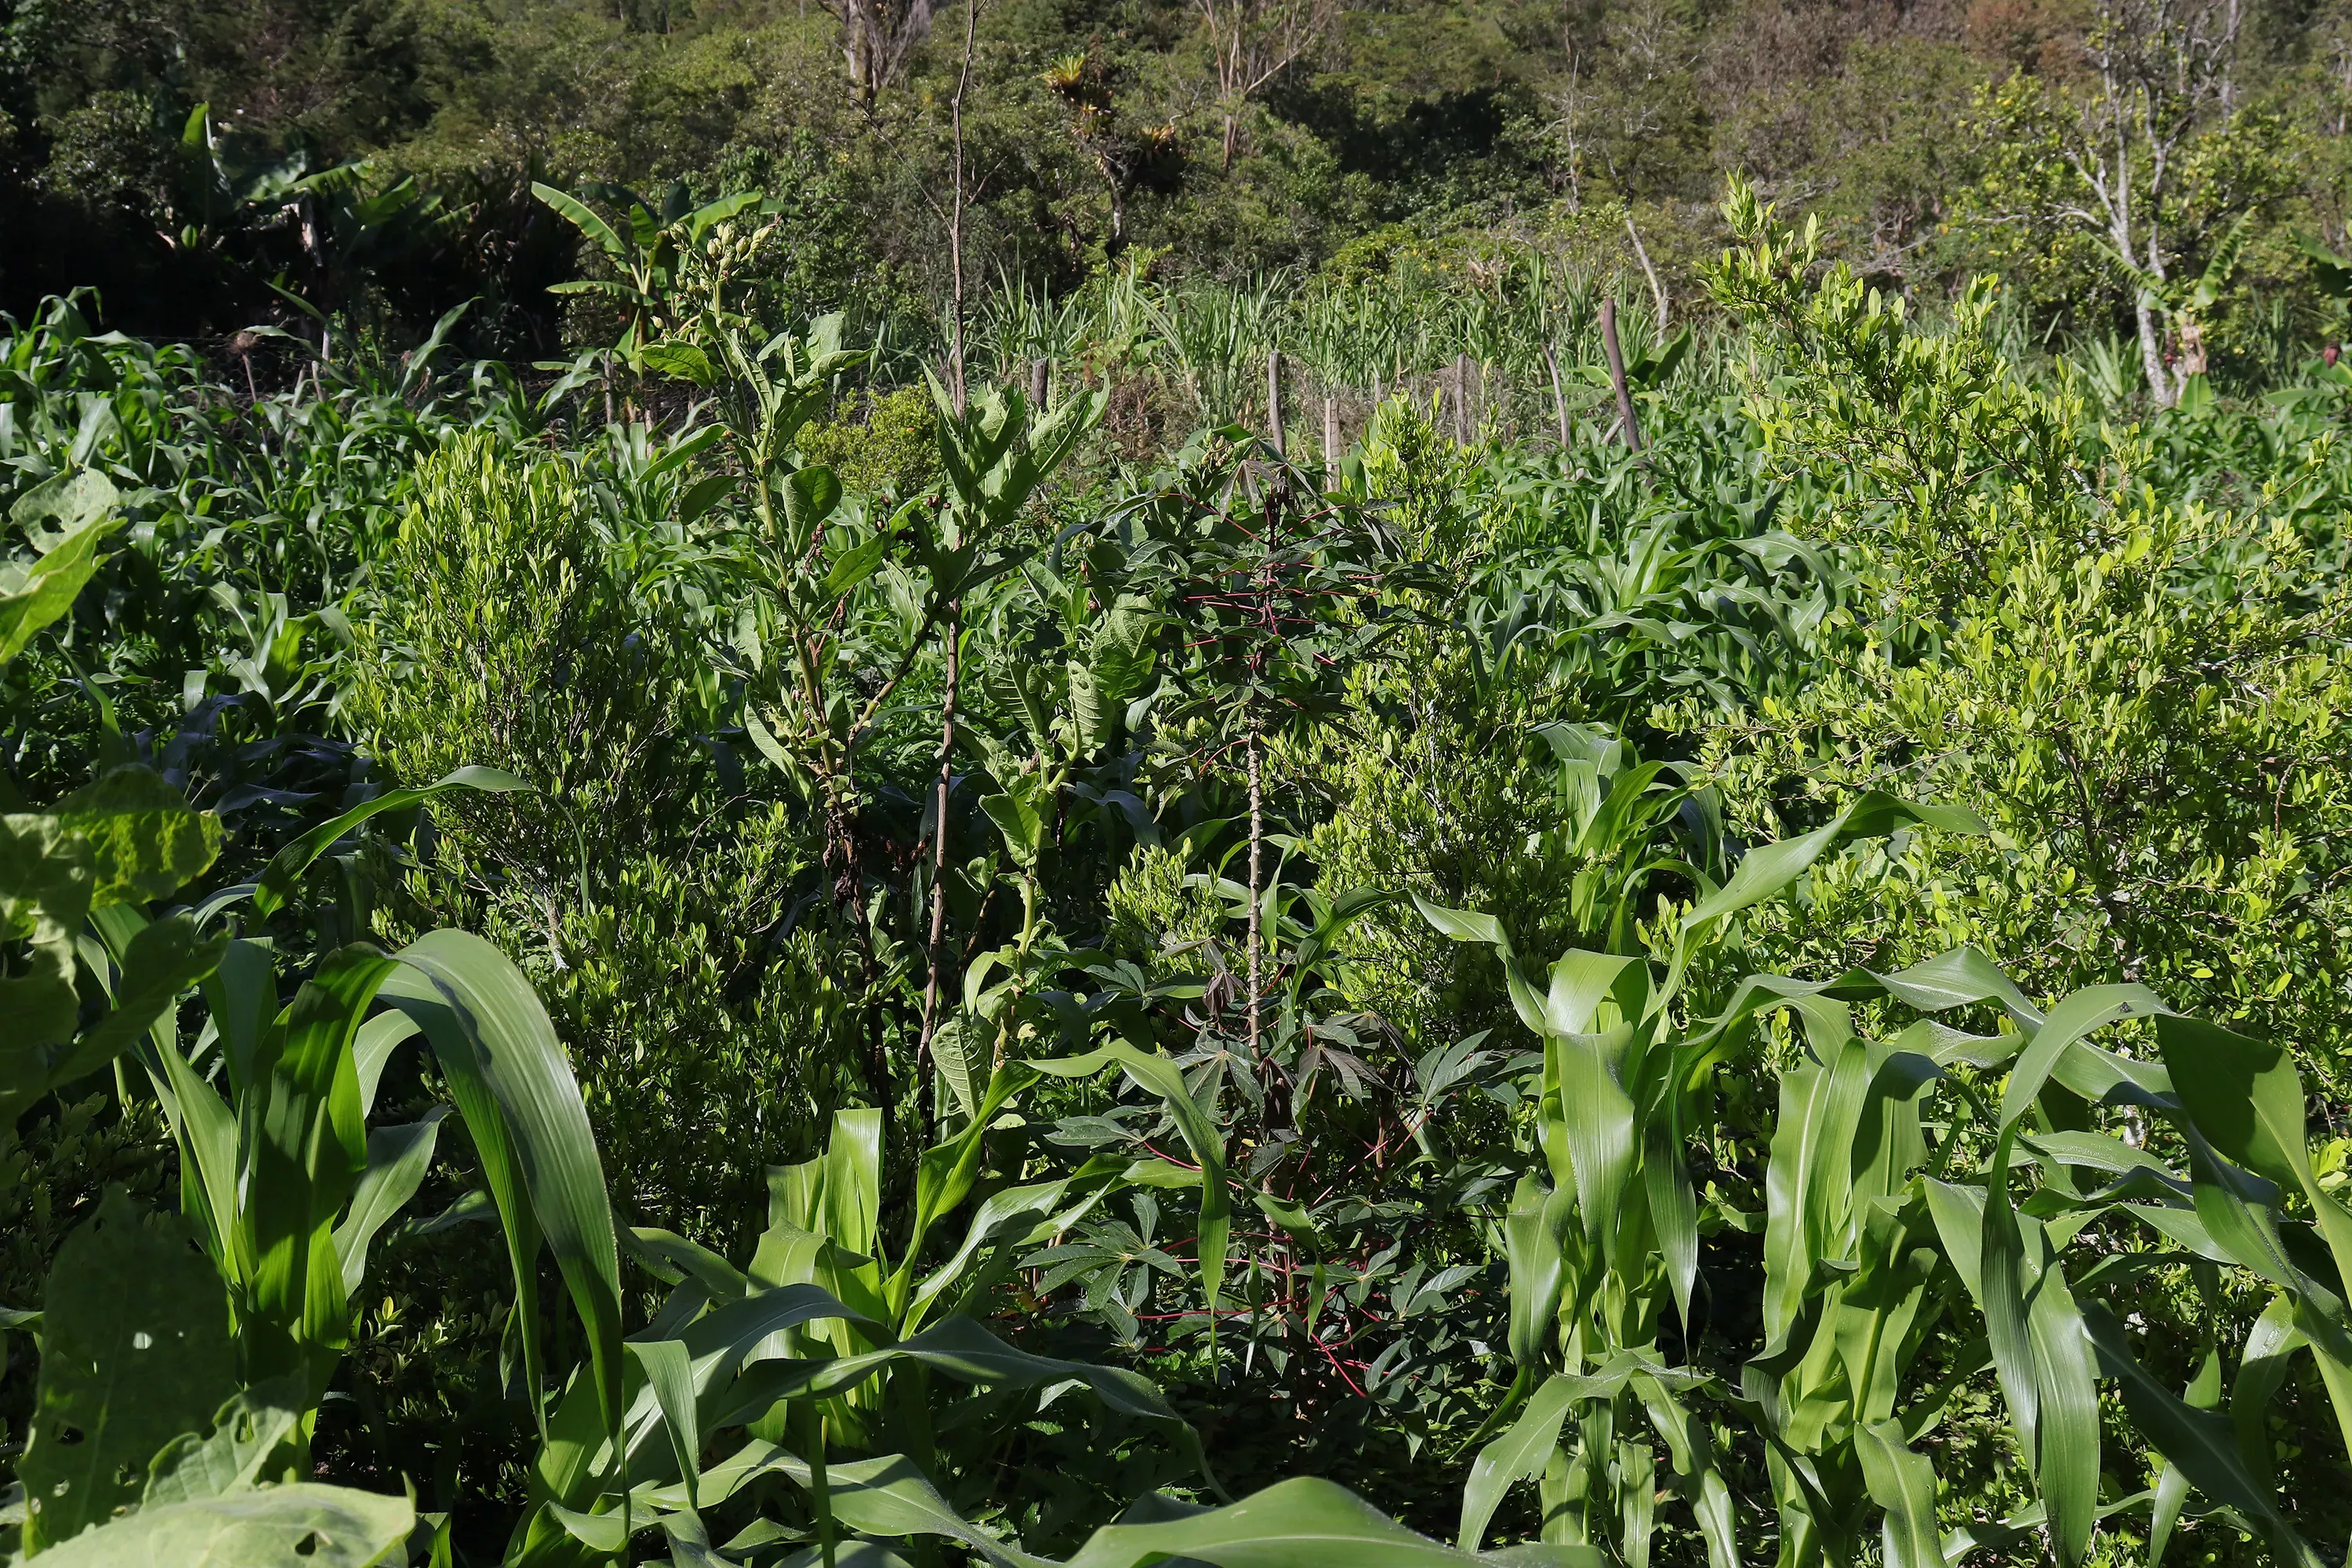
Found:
<box><xmin>1266</xmin><ymin>349</ymin><xmax>1285</xmax><ymax>454</ymax></box>
<box><xmin>1600</xmin><ymin>299</ymin><xmax>1642</xmax><ymax>452</ymax></box>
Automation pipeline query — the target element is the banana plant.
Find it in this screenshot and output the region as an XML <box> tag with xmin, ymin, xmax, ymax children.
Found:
<box><xmin>534</xmin><ymin>181</ymin><xmax>768</xmax><ymax>371</ymax></box>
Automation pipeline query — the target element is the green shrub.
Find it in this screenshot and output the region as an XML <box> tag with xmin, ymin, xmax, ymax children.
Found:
<box><xmin>345</xmin><ymin>431</ymin><xmax>858</xmax><ymax>1247</ymax></box>
<box><xmin>796</xmin><ymin>384</ymin><xmax>941</xmax><ymax>498</ymax></box>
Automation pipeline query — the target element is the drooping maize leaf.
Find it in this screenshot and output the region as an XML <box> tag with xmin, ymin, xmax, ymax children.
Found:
<box><xmin>2080</xmin><ymin>1305</ymin><xmax>2325</xmax><ymax>1568</ymax></box>
<box><xmin>1460</xmin><ymin>1367</ymin><xmax>1628</xmax><ymax>1551</ymax></box>
<box><xmin>1503</xmin><ymin>1175</ymin><xmax>1569</xmax><ymax>1367</ymax></box>
<box><xmin>629</xmin><ymin>1338</ymin><xmax>704</xmax><ymax>1509</ymax></box>
<box><xmin>332</xmin><ymin>1109</ymin><xmax>448</xmax><ymax>1296</ymax></box>
<box><xmin>2148</xmin><ymin>1345</ymin><xmax>2223</xmax><ymax>1568</ymax></box>
<box><xmin>1675</xmin><ymin>793</ymin><xmax>1984</xmax><ymax>948</ymax></box>
<box><xmin>149</xmin><ymin>1027</ymin><xmax>245</xmax><ymax>1280</ymax></box>
<box><xmin>248</xmin><ymin>766</ymin><xmax>528</xmax><ymax>921</ymax></box>
<box><xmin>1997</xmin><ymin>985</ymin><xmax>2169</xmax><ymax>1131</ymax></box>
<box><xmin>719</xmin><ymin>1313</ymin><xmax>1198</xmax><ymax>1475</ymax></box>
<box><xmin>352</xmin><ymin>1010</ymin><xmax>420</xmax><ymax>1119</ymax></box>
<box><xmin>1977</xmin><ymin>1131</ymin><xmax>2056</xmax><ymax>1540</ymax></box>
<box><xmin>906</xmin><ymin>1166</ymin><xmax>1123</xmax><ymax>1330</ymax></box>
<box><xmin>1065</xmin><ymin>1475</ymin><xmax>1604</xmax><ymax>1568</ymax></box>
<box><xmin>379</xmin><ymin>930</ymin><xmax>622</xmax><ymax>1446</ymax></box>
<box><xmin>2023</xmin><ymin>1247</ymin><xmax>2103</xmax><ymax>1566</ymax></box>
<box><xmin>2158</xmin><ymin>1015</ymin><xmax>2352</xmax><ymax>1292</ymax></box>
<box><xmin>2230</xmin><ymin>1297</ymin><xmax>2301</xmax><ymax>1488</ymax></box>
<box><xmin>1629</xmin><ymin>1373</ymin><xmax>1737</xmax><ymax>1568</ymax></box>
<box><xmin>1855</xmin><ymin>1422</ymin><xmax>1946</xmax><ymax>1568</ymax></box>
<box><xmin>54</xmin><ymin>912</ymin><xmax>226</xmax><ymax>1087</ymax></box>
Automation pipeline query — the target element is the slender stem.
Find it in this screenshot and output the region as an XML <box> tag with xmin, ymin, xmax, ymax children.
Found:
<box><xmin>803</xmin><ymin>1399</ymin><xmax>835</xmax><ymax>1568</ymax></box>
<box><xmin>918</xmin><ymin>605</ymin><xmax>960</xmax><ymax>1145</ymax></box>
<box><xmin>949</xmin><ymin>0</ymin><xmax>978</xmax><ymax>414</ymax></box>
<box><xmin>1623</xmin><ymin>212</ymin><xmax>1668</xmax><ymax>328</ymax></box>
<box><xmin>1247</xmin><ymin>724</ymin><xmax>1263</xmax><ymax>1064</ymax></box>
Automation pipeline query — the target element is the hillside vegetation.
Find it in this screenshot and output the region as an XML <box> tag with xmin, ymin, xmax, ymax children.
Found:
<box><xmin>6</xmin><ymin>2</ymin><xmax>2352</xmax><ymax>1566</ymax></box>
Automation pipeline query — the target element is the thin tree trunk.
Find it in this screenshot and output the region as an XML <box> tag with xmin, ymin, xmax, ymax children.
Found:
<box><xmin>1321</xmin><ymin>394</ymin><xmax>1338</xmax><ymax>477</ymax></box>
<box><xmin>1453</xmin><ymin>353</ymin><xmax>1471</xmax><ymax>443</ymax></box>
<box><xmin>1600</xmin><ymin>298</ymin><xmax>1642</xmax><ymax>452</ymax></box>
<box><xmin>2134</xmin><ymin>292</ymin><xmax>2172</xmax><ymax>407</ymax></box>
<box><xmin>1624</xmin><ymin>214</ymin><xmax>1668</xmax><ymax>328</ymax></box>
<box><xmin>917</xmin><ymin>605</ymin><xmax>960</xmax><ymax>1146</ymax></box>
<box><xmin>1029</xmin><ymin>357</ymin><xmax>1049</xmax><ymax>408</ymax></box>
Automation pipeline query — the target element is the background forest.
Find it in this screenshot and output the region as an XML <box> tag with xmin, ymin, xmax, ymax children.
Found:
<box><xmin>9</xmin><ymin>0</ymin><xmax>2352</xmax><ymax>1566</ymax></box>
<box><xmin>5</xmin><ymin>0</ymin><xmax>2352</xmax><ymax>368</ymax></box>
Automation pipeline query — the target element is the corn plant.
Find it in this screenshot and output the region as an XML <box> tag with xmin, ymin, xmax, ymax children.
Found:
<box><xmin>1423</xmin><ymin>775</ymin><xmax>2352</xmax><ymax>1566</ymax></box>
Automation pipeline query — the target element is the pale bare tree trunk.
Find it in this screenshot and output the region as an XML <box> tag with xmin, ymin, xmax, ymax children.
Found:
<box><xmin>1624</xmin><ymin>214</ymin><xmax>1668</xmax><ymax>328</ymax></box>
<box><xmin>2056</xmin><ymin>0</ymin><xmax>2242</xmax><ymax>408</ymax></box>
<box><xmin>2134</xmin><ymin>292</ymin><xmax>2172</xmax><ymax>404</ymax></box>
<box><xmin>1321</xmin><ymin>394</ymin><xmax>1338</xmax><ymax>475</ymax></box>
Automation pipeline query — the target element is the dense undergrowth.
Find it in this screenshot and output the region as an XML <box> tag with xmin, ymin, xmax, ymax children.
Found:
<box><xmin>5</xmin><ymin>184</ymin><xmax>2352</xmax><ymax>1568</ymax></box>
